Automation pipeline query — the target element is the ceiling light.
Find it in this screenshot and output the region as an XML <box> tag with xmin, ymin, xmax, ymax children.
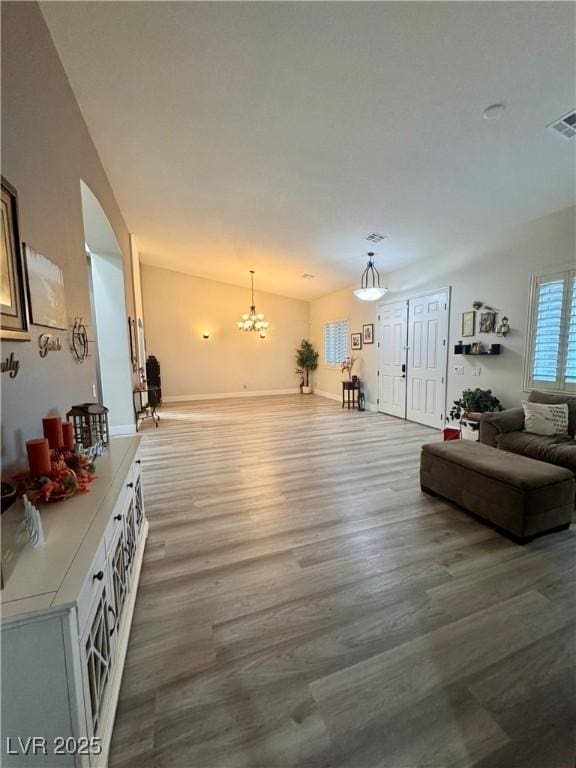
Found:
<box><xmin>482</xmin><ymin>103</ymin><xmax>506</xmax><ymax>121</ymax></box>
<box><xmin>366</xmin><ymin>233</ymin><xmax>387</xmax><ymax>243</ymax></box>
<box><xmin>353</xmin><ymin>252</ymin><xmax>387</xmax><ymax>302</ymax></box>
<box><xmin>302</xmin><ymin>273</ymin><xmax>316</xmax><ymax>279</ymax></box>
<box><xmin>237</xmin><ymin>270</ymin><xmax>269</xmax><ymax>337</ymax></box>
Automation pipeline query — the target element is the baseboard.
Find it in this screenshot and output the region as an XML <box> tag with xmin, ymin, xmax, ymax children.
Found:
<box><xmin>315</xmin><ymin>389</ymin><xmax>378</xmax><ymax>412</ymax></box>
<box><xmin>314</xmin><ymin>389</ymin><xmax>341</xmax><ymax>403</ymax></box>
<box><xmin>163</xmin><ymin>388</ymin><xmax>300</xmax><ymax>403</ymax></box>
<box><xmin>110</xmin><ymin>424</ymin><xmax>137</xmax><ymax>436</ymax></box>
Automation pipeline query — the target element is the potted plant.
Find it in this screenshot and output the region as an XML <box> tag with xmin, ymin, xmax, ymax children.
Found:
<box><xmin>295</xmin><ymin>339</ymin><xmax>319</xmax><ymax>394</ymax></box>
<box><xmin>449</xmin><ymin>388</ymin><xmax>502</xmax><ymax>422</ymax></box>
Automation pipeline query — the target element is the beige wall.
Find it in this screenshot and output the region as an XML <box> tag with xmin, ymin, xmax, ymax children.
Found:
<box><xmin>310</xmin><ymin>290</ymin><xmax>379</xmax><ymax>407</ymax></box>
<box><xmin>142</xmin><ymin>265</ymin><xmax>310</xmax><ymax>399</ymax></box>
<box><xmin>1</xmin><ymin>2</ymin><xmax>133</xmax><ymax>470</ymax></box>
<box><xmin>310</xmin><ymin>206</ymin><xmax>576</xmax><ymax>415</ymax></box>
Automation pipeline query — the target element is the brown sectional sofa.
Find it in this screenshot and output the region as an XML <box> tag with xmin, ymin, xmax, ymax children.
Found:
<box><xmin>480</xmin><ymin>390</ymin><xmax>576</xmax><ymax>479</ymax></box>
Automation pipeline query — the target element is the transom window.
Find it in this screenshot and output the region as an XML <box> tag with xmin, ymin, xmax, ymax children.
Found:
<box><xmin>324</xmin><ymin>319</ymin><xmax>349</xmax><ymax>365</ymax></box>
<box><xmin>525</xmin><ymin>268</ymin><xmax>576</xmax><ymax>393</ymax></box>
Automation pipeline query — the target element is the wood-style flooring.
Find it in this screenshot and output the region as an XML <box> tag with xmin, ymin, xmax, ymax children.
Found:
<box><xmin>109</xmin><ymin>395</ymin><xmax>576</xmax><ymax>768</ymax></box>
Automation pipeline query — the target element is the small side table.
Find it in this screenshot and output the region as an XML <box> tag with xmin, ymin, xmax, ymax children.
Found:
<box><xmin>342</xmin><ymin>380</ymin><xmax>361</xmax><ymax>409</ymax></box>
<box><xmin>460</xmin><ymin>412</ymin><xmax>481</xmax><ymax>441</ymax></box>
<box><xmin>133</xmin><ymin>386</ymin><xmax>160</xmax><ymax>431</ymax></box>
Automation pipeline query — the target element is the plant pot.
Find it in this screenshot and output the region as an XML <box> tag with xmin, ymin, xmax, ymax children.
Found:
<box><xmin>302</xmin><ymin>386</ymin><xmax>312</xmax><ymax>394</ymax></box>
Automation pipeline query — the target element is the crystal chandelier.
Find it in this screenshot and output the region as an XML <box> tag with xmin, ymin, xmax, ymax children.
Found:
<box><xmin>237</xmin><ymin>270</ymin><xmax>269</xmax><ymax>338</ymax></box>
<box><xmin>353</xmin><ymin>252</ymin><xmax>388</xmax><ymax>301</ymax></box>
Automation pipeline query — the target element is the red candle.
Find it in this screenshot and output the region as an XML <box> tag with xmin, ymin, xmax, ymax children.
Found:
<box><xmin>27</xmin><ymin>438</ymin><xmax>52</xmax><ymax>476</ymax></box>
<box><xmin>62</xmin><ymin>421</ymin><xmax>75</xmax><ymax>451</ymax></box>
<box><xmin>43</xmin><ymin>417</ymin><xmax>63</xmax><ymax>450</ymax></box>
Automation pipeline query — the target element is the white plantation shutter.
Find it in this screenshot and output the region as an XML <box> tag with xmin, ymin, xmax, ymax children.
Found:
<box><xmin>566</xmin><ymin>277</ymin><xmax>576</xmax><ymax>384</ymax></box>
<box><xmin>324</xmin><ymin>320</ymin><xmax>349</xmax><ymax>365</ymax></box>
<box><xmin>527</xmin><ymin>270</ymin><xmax>576</xmax><ymax>393</ymax></box>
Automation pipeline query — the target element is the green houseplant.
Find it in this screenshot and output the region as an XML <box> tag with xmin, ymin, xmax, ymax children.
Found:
<box><xmin>295</xmin><ymin>339</ymin><xmax>319</xmax><ymax>394</ymax></box>
<box><xmin>449</xmin><ymin>387</ymin><xmax>502</xmax><ymax>422</ymax></box>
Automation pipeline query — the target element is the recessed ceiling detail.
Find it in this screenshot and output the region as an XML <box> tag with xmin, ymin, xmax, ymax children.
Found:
<box><xmin>365</xmin><ymin>233</ymin><xmax>387</xmax><ymax>243</ymax></box>
<box><xmin>548</xmin><ymin>109</ymin><xmax>576</xmax><ymax>141</ymax></box>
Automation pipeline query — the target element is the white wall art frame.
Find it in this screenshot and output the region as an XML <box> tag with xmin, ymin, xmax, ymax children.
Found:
<box><xmin>25</xmin><ymin>244</ymin><xmax>68</xmax><ymax>329</ymax></box>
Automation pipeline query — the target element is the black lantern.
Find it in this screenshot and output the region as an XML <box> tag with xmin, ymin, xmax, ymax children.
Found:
<box><xmin>66</xmin><ymin>403</ymin><xmax>110</xmax><ymax>448</ymax></box>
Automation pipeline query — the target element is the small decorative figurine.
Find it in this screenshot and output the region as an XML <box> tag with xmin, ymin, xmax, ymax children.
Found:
<box><xmin>496</xmin><ymin>316</ymin><xmax>510</xmax><ymax>336</ymax></box>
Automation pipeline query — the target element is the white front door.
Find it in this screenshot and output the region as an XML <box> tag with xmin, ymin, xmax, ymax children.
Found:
<box><xmin>378</xmin><ymin>300</ymin><xmax>408</xmax><ymax>418</ymax></box>
<box><xmin>406</xmin><ymin>291</ymin><xmax>449</xmax><ymax>428</ymax></box>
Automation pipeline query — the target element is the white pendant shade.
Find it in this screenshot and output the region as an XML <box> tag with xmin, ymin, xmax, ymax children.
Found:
<box><xmin>353</xmin><ymin>286</ymin><xmax>388</xmax><ymax>301</ymax></box>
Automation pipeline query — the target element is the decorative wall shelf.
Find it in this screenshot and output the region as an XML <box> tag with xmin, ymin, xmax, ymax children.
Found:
<box><xmin>454</xmin><ymin>344</ymin><xmax>501</xmax><ymax>356</ymax></box>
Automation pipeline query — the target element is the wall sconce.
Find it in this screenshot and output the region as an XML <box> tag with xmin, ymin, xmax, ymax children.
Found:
<box><xmin>202</xmin><ymin>332</ymin><xmax>210</xmax><ymax>340</ymax></box>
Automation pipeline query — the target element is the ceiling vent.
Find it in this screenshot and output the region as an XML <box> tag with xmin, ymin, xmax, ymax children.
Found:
<box><xmin>548</xmin><ymin>109</ymin><xmax>576</xmax><ymax>141</ymax></box>
<box><xmin>365</xmin><ymin>233</ymin><xmax>387</xmax><ymax>243</ymax></box>
<box><xmin>301</xmin><ymin>273</ymin><xmax>315</xmax><ymax>279</ymax></box>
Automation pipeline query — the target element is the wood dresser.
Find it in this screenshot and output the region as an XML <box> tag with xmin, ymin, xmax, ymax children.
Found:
<box><xmin>1</xmin><ymin>436</ymin><xmax>148</xmax><ymax>767</ymax></box>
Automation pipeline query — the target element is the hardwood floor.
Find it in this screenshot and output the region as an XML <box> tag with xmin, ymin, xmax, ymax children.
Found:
<box><xmin>109</xmin><ymin>395</ymin><xmax>576</xmax><ymax>768</ymax></box>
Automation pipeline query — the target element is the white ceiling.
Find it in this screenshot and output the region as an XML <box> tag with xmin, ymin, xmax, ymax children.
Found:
<box><xmin>41</xmin><ymin>1</ymin><xmax>575</xmax><ymax>300</ymax></box>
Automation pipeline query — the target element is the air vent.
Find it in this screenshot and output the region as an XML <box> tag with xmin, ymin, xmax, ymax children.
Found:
<box><xmin>301</xmin><ymin>273</ymin><xmax>315</xmax><ymax>280</ymax></box>
<box><xmin>548</xmin><ymin>109</ymin><xmax>576</xmax><ymax>141</ymax></box>
<box><xmin>366</xmin><ymin>233</ymin><xmax>387</xmax><ymax>243</ymax></box>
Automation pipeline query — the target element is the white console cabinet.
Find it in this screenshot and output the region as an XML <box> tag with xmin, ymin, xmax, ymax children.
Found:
<box><xmin>1</xmin><ymin>437</ymin><xmax>148</xmax><ymax>767</ymax></box>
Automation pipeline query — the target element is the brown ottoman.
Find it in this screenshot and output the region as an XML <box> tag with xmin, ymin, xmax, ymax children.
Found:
<box><xmin>420</xmin><ymin>440</ymin><xmax>574</xmax><ymax>542</ymax></box>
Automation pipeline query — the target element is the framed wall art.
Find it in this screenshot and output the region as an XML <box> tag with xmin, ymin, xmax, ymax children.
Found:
<box><xmin>461</xmin><ymin>311</ymin><xmax>475</xmax><ymax>337</ymax></box>
<box><xmin>128</xmin><ymin>317</ymin><xmax>138</xmax><ymax>372</ymax></box>
<box><xmin>362</xmin><ymin>323</ymin><xmax>374</xmax><ymax>344</ymax></box>
<box><xmin>25</xmin><ymin>245</ymin><xmax>68</xmax><ymax>329</ymax></box>
<box><xmin>1</xmin><ymin>177</ymin><xmax>30</xmax><ymax>340</ymax></box>
<box><xmin>351</xmin><ymin>332</ymin><xmax>362</xmax><ymax>350</ymax></box>
<box><xmin>479</xmin><ymin>311</ymin><xmax>496</xmax><ymax>333</ymax></box>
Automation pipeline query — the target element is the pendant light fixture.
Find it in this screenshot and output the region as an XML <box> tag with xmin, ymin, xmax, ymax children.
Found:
<box><xmin>353</xmin><ymin>252</ymin><xmax>388</xmax><ymax>301</ymax></box>
<box><xmin>237</xmin><ymin>270</ymin><xmax>269</xmax><ymax>338</ymax></box>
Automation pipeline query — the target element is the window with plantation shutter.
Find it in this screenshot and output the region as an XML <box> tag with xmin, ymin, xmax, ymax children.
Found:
<box><xmin>525</xmin><ymin>269</ymin><xmax>576</xmax><ymax>393</ymax></box>
<box><xmin>324</xmin><ymin>320</ymin><xmax>349</xmax><ymax>365</ymax></box>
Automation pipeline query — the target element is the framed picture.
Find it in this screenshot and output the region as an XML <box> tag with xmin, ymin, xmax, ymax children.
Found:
<box><xmin>1</xmin><ymin>178</ymin><xmax>30</xmax><ymax>340</ymax></box>
<box><xmin>128</xmin><ymin>317</ymin><xmax>138</xmax><ymax>371</ymax></box>
<box><xmin>461</xmin><ymin>311</ymin><xmax>475</xmax><ymax>337</ymax></box>
<box><xmin>25</xmin><ymin>244</ymin><xmax>68</xmax><ymax>329</ymax></box>
<box><xmin>362</xmin><ymin>323</ymin><xmax>374</xmax><ymax>344</ymax></box>
<box><xmin>479</xmin><ymin>311</ymin><xmax>496</xmax><ymax>333</ymax></box>
<box><xmin>351</xmin><ymin>332</ymin><xmax>362</xmax><ymax>350</ymax></box>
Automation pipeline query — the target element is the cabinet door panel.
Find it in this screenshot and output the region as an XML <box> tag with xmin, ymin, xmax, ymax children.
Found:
<box><xmin>80</xmin><ymin>583</ymin><xmax>114</xmax><ymax>738</ymax></box>
<box><xmin>77</xmin><ymin>543</ymin><xmax>107</xmax><ymax>636</ymax></box>
<box><xmin>107</xmin><ymin>524</ymin><xmax>128</xmax><ymax>637</ymax></box>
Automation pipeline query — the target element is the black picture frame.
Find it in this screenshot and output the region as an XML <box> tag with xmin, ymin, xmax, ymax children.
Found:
<box><xmin>128</xmin><ymin>316</ymin><xmax>138</xmax><ymax>371</ymax></box>
<box><xmin>362</xmin><ymin>323</ymin><xmax>374</xmax><ymax>344</ymax></box>
<box><xmin>1</xmin><ymin>177</ymin><xmax>30</xmax><ymax>340</ymax></box>
<box><xmin>479</xmin><ymin>311</ymin><xmax>496</xmax><ymax>333</ymax></box>
<box><xmin>351</xmin><ymin>332</ymin><xmax>362</xmax><ymax>350</ymax></box>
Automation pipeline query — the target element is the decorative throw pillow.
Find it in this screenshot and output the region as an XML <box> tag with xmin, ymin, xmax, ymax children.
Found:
<box><xmin>522</xmin><ymin>400</ymin><xmax>569</xmax><ymax>436</ymax></box>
